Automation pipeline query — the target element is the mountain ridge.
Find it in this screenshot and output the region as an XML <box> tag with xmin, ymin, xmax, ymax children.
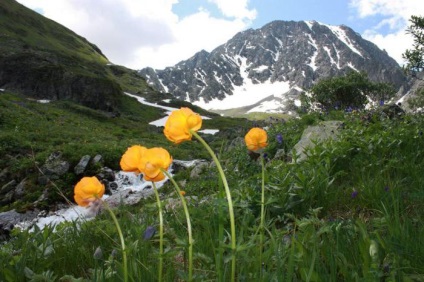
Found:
<box><xmin>139</xmin><ymin>20</ymin><xmax>408</xmax><ymax>114</ymax></box>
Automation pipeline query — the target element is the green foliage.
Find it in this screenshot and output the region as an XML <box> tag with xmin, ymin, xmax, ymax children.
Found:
<box><xmin>402</xmin><ymin>15</ymin><xmax>424</xmax><ymax>75</ymax></box>
<box><xmin>310</xmin><ymin>71</ymin><xmax>396</xmax><ymax>110</ymax></box>
<box><xmin>407</xmin><ymin>88</ymin><xmax>424</xmax><ymax>110</ymax></box>
<box><xmin>2</xmin><ymin>100</ymin><xmax>424</xmax><ymax>280</ymax></box>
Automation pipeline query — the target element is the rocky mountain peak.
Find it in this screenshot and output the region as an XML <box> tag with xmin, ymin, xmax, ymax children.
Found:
<box><xmin>139</xmin><ymin>20</ymin><xmax>407</xmax><ymax>114</ymax></box>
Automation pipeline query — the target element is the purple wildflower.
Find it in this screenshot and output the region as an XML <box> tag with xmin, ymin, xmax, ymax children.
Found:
<box><xmin>276</xmin><ymin>134</ymin><xmax>283</xmax><ymax>144</ymax></box>
<box><xmin>351</xmin><ymin>190</ymin><xmax>359</xmax><ymax>199</ymax></box>
<box><xmin>384</xmin><ymin>186</ymin><xmax>390</xmax><ymax>192</ymax></box>
<box><xmin>143</xmin><ymin>226</ymin><xmax>156</xmax><ymax>240</ymax></box>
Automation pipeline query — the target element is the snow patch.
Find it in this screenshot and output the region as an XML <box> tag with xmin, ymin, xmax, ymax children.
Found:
<box><xmin>325</xmin><ymin>24</ymin><xmax>363</xmax><ymax>57</ymax></box>
<box><xmin>124</xmin><ymin>92</ymin><xmax>211</xmax><ymax>128</ymax></box>
<box><xmin>37</xmin><ymin>100</ymin><xmax>51</xmax><ymax>104</ymax></box>
<box><xmin>253</xmin><ymin>65</ymin><xmax>268</xmax><ymax>72</ymax></box>
<box><xmin>307</xmin><ymin>34</ymin><xmax>318</xmax><ymax>71</ymax></box>
<box><xmin>198</xmin><ymin>129</ymin><xmax>219</xmax><ymax>135</ymax></box>
<box><xmin>347</xmin><ymin>62</ymin><xmax>359</xmax><ymax>72</ymax></box>
<box><xmin>304</xmin><ymin>20</ymin><xmax>314</xmax><ymax>30</ymax></box>
<box><xmin>193</xmin><ymin>57</ymin><xmax>291</xmax><ymax>111</ymax></box>
<box><xmin>323</xmin><ymin>46</ymin><xmax>340</xmax><ymax>69</ymax></box>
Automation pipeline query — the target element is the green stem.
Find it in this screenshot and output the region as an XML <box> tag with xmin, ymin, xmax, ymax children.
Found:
<box><xmin>102</xmin><ymin>201</ymin><xmax>128</xmax><ymax>282</ymax></box>
<box><xmin>259</xmin><ymin>155</ymin><xmax>265</xmax><ymax>279</ymax></box>
<box><xmin>152</xmin><ymin>182</ymin><xmax>163</xmax><ymax>282</ymax></box>
<box><xmin>191</xmin><ymin>130</ymin><xmax>236</xmax><ymax>281</ymax></box>
<box><xmin>163</xmin><ymin>170</ymin><xmax>193</xmax><ymax>281</ymax></box>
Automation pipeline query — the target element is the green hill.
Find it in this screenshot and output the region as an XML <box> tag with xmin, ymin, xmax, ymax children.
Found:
<box><xmin>0</xmin><ymin>0</ymin><xmax>155</xmax><ymax>111</ymax></box>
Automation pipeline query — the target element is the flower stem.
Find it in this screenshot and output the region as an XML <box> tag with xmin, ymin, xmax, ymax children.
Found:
<box><xmin>191</xmin><ymin>130</ymin><xmax>236</xmax><ymax>281</ymax></box>
<box><xmin>163</xmin><ymin>170</ymin><xmax>193</xmax><ymax>281</ymax></box>
<box><xmin>102</xmin><ymin>201</ymin><xmax>128</xmax><ymax>282</ymax></box>
<box><xmin>152</xmin><ymin>182</ymin><xmax>164</xmax><ymax>282</ymax></box>
<box><xmin>259</xmin><ymin>154</ymin><xmax>266</xmax><ymax>278</ymax></box>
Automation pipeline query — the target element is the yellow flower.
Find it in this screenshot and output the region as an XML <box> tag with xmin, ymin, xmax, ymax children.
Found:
<box><xmin>138</xmin><ymin>147</ymin><xmax>173</xmax><ymax>182</ymax></box>
<box><xmin>74</xmin><ymin>176</ymin><xmax>105</xmax><ymax>207</ymax></box>
<box><xmin>164</xmin><ymin>107</ymin><xmax>202</xmax><ymax>144</ymax></box>
<box><xmin>120</xmin><ymin>145</ymin><xmax>147</xmax><ymax>173</ymax></box>
<box><xmin>179</xmin><ymin>191</ymin><xmax>186</xmax><ymax>196</ymax></box>
<box><xmin>245</xmin><ymin>127</ymin><xmax>268</xmax><ymax>152</ymax></box>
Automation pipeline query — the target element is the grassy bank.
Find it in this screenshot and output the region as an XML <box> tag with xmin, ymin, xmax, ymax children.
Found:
<box><xmin>1</xmin><ymin>105</ymin><xmax>423</xmax><ymax>281</ymax></box>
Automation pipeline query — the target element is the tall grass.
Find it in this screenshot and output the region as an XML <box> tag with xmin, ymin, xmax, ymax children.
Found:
<box><xmin>1</xmin><ymin>111</ymin><xmax>424</xmax><ymax>281</ymax></box>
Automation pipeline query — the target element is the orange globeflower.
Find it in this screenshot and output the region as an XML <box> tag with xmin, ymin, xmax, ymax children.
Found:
<box><xmin>138</xmin><ymin>147</ymin><xmax>173</xmax><ymax>182</ymax></box>
<box><xmin>120</xmin><ymin>145</ymin><xmax>147</xmax><ymax>173</ymax></box>
<box><xmin>164</xmin><ymin>107</ymin><xmax>202</xmax><ymax>144</ymax></box>
<box><xmin>245</xmin><ymin>127</ymin><xmax>268</xmax><ymax>152</ymax></box>
<box><xmin>74</xmin><ymin>176</ymin><xmax>105</xmax><ymax>207</ymax></box>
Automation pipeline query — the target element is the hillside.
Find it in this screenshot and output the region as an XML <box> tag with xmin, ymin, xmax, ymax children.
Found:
<box><xmin>0</xmin><ymin>0</ymin><xmax>157</xmax><ymax>112</ymax></box>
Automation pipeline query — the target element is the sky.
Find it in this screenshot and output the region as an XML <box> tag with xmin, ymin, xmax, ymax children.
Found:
<box><xmin>16</xmin><ymin>0</ymin><xmax>424</xmax><ymax>70</ymax></box>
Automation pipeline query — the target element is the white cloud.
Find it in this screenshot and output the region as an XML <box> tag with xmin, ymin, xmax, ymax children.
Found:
<box><xmin>349</xmin><ymin>0</ymin><xmax>424</xmax><ymax>65</ymax></box>
<box><xmin>207</xmin><ymin>0</ymin><xmax>257</xmax><ymax>20</ymax></box>
<box><xmin>16</xmin><ymin>0</ymin><xmax>255</xmax><ymax>70</ymax></box>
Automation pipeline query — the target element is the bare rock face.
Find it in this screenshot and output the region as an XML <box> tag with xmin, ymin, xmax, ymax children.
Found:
<box><xmin>140</xmin><ymin>20</ymin><xmax>408</xmax><ymax>113</ymax></box>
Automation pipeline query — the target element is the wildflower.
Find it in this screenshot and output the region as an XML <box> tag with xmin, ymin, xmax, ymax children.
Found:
<box><xmin>351</xmin><ymin>190</ymin><xmax>358</xmax><ymax>199</ymax></box>
<box><xmin>245</xmin><ymin>127</ymin><xmax>268</xmax><ymax>152</ymax></box>
<box><xmin>179</xmin><ymin>190</ymin><xmax>186</xmax><ymax>196</ymax></box>
<box><xmin>138</xmin><ymin>147</ymin><xmax>172</xmax><ymax>182</ymax></box>
<box><xmin>120</xmin><ymin>145</ymin><xmax>147</xmax><ymax>173</ymax></box>
<box><xmin>164</xmin><ymin>107</ymin><xmax>202</xmax><ymax>144</ymax></box>
<box><xmin>143</xmin><ymin>226</ymin><xmax>157</xmax><ymax>241</ymax></box>
<box><xmin>384</xmin><ymin>186</ymin><xmax>390</xmax><ymax>192</ymax></box>
<box><xmin>74</xmin><ymin>176</ymin><xmax>105</xmax><ymax>207</ymax></box>
<box><xmin>276</xmin><ymin>133</ymin><xmax>283</xmax><ymax>145</ymax></box>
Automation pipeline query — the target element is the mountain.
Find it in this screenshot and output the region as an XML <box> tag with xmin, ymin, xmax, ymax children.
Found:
<box><xmin>0</xmin><ymin>0</ymin><xmax>155</xmax><ymax>112</ymax></box>
<box><xmin>139</xmin><ymin>20</ymin><xmax>408</xmax><ymax>115</ymax></box>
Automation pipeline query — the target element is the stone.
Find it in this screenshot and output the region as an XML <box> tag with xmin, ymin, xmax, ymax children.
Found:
<box><xmin>96</xmin><ymin>167</ymin><xmax>115</xmax><ymax>182</ymax></box>
<box><xmin>0</xmin><ymin>180</ymin><xmax>16</xmax><ymax>195</ymax></box>
<box><xmin>190</xmin><ymin>161</ymin><xmax>210</xmax><ymax>179</ymax></box>
<box><xmin>41</xmin><ymin>151</ymin><xmax>70</xmax><ymax>176</ymax></box>
<box><xmin>74</xmin><ymin>155</ymin><xmax>91</xmax><ymax>175</ymax></box>
<box><xmin>14</xmin><ymin>179</ymin><xmax>26</xmax><ymax>199</ymax></box>
<box><xmin>91</xmin><ymin>154</ymin><xmax>103</xmax><ymax>166</ymax></box>
<box><xmin>228</xmin><ymin>137</ymin><xmax>245</xmax><ymax>151</ymax></box>
<box><xmin>291</xmin><ymin>121</ymin><xmax>343</xmax><ymax>163</ymax></box>
<box><xmin>0</xmin><ymin>168</ymin><xmax>9</xmax><ymax>182</ymax></box>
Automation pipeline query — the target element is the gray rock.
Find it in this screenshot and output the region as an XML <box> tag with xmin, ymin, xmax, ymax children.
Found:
<box><xmin>41</xmin><ymin>151</ymin><xmax>70</xmax><ymax>176</ymax></box>
<box><xmin>292</xmin><ymin>121</ymin><xmax>343</xmax><ymax>162</ymax></box>
<box><xmin>91</xmin><ymin>154</ymin><xmax>103</xmax><ymax>166</ymax></box>
<box><xmin>0</xmin><ymin>168</ymin><xmax>9</xmax><ymax>182</ymax></box>
<box><xmin>74</xmin><ymin>155</ymin><xmax>91</xmax><ymax>175</ymax></box>
<box><xmin>228</xmin><ymin>137</ymin><xmax>245</xmax><ymax>151</ymax></box>
<box><xmin>190</xmin><ymin>161</ymin><xmax>210</xmax><ymax>179</ymax></box>
<box><xmin>273</xmin><ymin>149</ymin><xmax>286</xmax><ymax>161</ymax></box>
<box><xmin>14</xmin><ymin>179</ymin><xmax>26</xmax><ymax>199</ymax></box>
<box><xmin>96</xmin><ymin>167</ymin><xmax>115</xmax><ymax>182</ymax></box>
<box><xmin>0</xmin><ymin>209</ymin><xmax>39</xmax><ymax>226</ymax></box>
<box><xmin>0</xmin><ymin>180</ymin><xmax>16</xmax><ymax>195</ymax></box>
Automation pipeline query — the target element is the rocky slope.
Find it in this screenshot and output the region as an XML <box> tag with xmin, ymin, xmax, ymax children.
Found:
<box><xmin>140</xmin><ymin>20</ymin><xmax>408</xmax><ymax>114</ymax></box>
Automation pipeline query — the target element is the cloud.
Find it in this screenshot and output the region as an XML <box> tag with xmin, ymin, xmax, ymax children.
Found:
<box><xmin>349</xmin><ymin>0</ymin><xmax>424</xmax><ymax>65</ymax></box>
<box><xmin>207</xmin><ymin>0</ymin><xmax>257</xmax><ymax>20</ymax></box>
<box><xmin>16</xmin><ymin>0</ymin><xmax>256</xmax><ymax>69</ymax></box>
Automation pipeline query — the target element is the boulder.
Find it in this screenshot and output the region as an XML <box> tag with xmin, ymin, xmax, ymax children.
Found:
<box><xmin>74</xmin><ymin>155</ymin><xmax>91</xmax><ymax>175</ymax></box>
<box><xmin>190</xmin><ymin>161</ymin><xmax>210</xmax><ymax>179</ymax></box>
<box><xmin>41</xmin><ymin>151</ymin><xmax>70</xmax><ymax>177</ymax></box>
<box><xmin>291</xmin><ymin>121</ymin><xmax>343</xmax><ymax>162</ymax></box>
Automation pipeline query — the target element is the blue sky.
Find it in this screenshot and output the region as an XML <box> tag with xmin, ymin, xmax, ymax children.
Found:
<box><xmin>17</xmin><ymin>0</ymin><xmax>423</xmax><ymax>69</ymax></box>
